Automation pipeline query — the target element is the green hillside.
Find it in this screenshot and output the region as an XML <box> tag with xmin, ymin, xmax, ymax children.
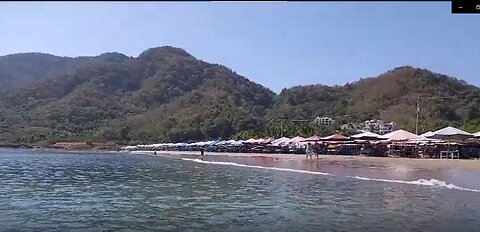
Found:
<box><xmin>268</xmin><ymin>66</ymin><xmax>480</xmax><ymax>133</ymax></box>
<box><xmin>0</xmin><ymin>47</ymin><xmax>479</xmax><ymax>145</ymax></box>
<box><xmin>0</xmin><ymin>47</ymin><xmax>276</xmax><ymax>144</ymax></box>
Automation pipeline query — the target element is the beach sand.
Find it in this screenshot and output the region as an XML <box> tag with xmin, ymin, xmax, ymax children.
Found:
<box><xmin>133</xmin><ymin>150</ymin><xmax>480</xmax><ymax>172</ymax></box>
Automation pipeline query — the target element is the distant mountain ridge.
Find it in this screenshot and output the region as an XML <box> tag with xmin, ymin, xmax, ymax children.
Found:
<box><xmin>0</xmin><ymin>52</ymin><xmax>133</xmax><ymax>91</ymax></box>
<box><xmin>269</xmin><ymin>66</ymin><xmax>480</xmax><ymax>133</ymax></box>
<box><xmin>0</xmin><ymin>47</ymin><xmax>479</xmax><ymax>145</ymax></box>
<box><xmin>0</xmin><ymin>46</ymin><xmax>276</xmax><ymax>145</ymax></box>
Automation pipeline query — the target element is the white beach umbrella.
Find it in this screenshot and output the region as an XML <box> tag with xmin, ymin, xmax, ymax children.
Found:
<box><xmin>430</xmin><ymin>126</ymin><xmax>473</xmax><ymax>140</ymax></box>
<box><xmin>271</xmin><ymin>137</ymin><xmax>291</xmax><ymax>146</ymax></box>
<box><xmin>351</xmin><ymin>131</ymin><xmax>382</xmax><ymax>140</ymax></box>
<box><xmin>215</xmin><ymin>140</ymin><xmax>227</xmax><ymax>146</ymax></box>
<box><xmin>380</xmin><ymin>130</ymin><xmax>420</xmax><ymax>141</ymax></box>
<box><xmin>230</xmin><ymin>140</ymin><xmax>244</xmax><ymax>146</ymax></box>
<box><xmin>420</xmin><ymin>131</ymin><xmax>435</xmax><ymax>138</ymax></box>
<box><xmin>287</xmin><ymin>136</ymin><xmax>306</xmax><ymax>148</ymax></box>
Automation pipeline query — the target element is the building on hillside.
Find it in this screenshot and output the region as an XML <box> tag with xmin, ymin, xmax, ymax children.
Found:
<box><xmin>313</xmin><ymin>116</ymin><xmax>335</xmax><ymax>126</ymax></box>
<box><xmin>363</xmin><ymin>119</ymin><xmax>396</xmax><ymax>135</ymax></box>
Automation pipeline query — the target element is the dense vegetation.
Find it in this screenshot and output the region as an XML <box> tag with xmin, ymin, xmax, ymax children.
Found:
<box><xmin>0</xmin><ymin>47</ymin><xmax>479</xmax><ymax>146</ymax></box>
<box><xmin>0</xmin><ymin>47</ymin><xmax>276</xmax><ymax>145</ymax></box>
<box><xmin>269</xmin><ymin>66</ymin><xmax>480</xmax><ymax>134</ymax></box>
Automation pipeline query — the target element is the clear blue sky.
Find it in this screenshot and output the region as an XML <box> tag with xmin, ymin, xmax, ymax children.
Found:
<box><xmin>0</xmin><ymin>2</ymin><xmax>478</xmax><ymax>92</ymax></box>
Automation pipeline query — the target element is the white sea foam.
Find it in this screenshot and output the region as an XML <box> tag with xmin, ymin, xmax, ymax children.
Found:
<box><xmin>350</xmin><ymin>176</ymin><xmax>480</xmax><ymax>193</ymax></box>
<box><xmin>180</xmin><ymin>157</ymin><xmax>480</xmax><ymax>193</ymax></box>
<box><xmin>181</xmin><ymin>158</ymin><xmax>332</xmax><ymax>176</ymax></box>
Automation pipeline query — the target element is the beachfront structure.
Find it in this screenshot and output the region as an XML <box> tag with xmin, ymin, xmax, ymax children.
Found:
<box><xmin>363</xmin><ymin>119</ymin><xmax>396</xmax><ymax>135</ymax></box>
<box><xmin>475</xmin><ymin>132</ymin><xmax>480</xmax><ymax>138</ymax></box>
<box><xmin>123</xmin><ymin>126</ymin><xmax>479</xmax><ymax>159</ymax></box>
<box><xmin>313</xmin><ymin>116</ymin><xmax>335</xmax><ymax>126</ymax></box>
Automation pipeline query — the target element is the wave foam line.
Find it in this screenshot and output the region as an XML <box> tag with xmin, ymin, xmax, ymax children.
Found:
<box><xmin>180</xmin><ymin>158</ymin><xmax>480</xmax><ymax>193</ymax></box>
<box><xmin>181</xmin><ymin>158</ymin><xmax>332</xmax><ymax>176</ymax></box>
<box><xmin>350</xmin><ymin>176</ymin><xmax>480</xmax><ymax>193</ymax></box>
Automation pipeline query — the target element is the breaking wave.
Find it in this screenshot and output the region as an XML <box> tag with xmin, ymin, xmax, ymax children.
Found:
<box><xmin>181</xmin><ymin>158</ymin><xmax>332</xmax><ymax>176</ymax></box>
<box><xmin>180</xmin><ymin>158</ymin><xmax>480</xmax><ymax>193</ymax></box>
<box><xmin>350</xmin><ymin>176</ymin><xmax>480</xmax><ymax>193</ymax></box>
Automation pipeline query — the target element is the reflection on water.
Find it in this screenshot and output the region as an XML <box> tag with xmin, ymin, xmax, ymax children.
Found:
<box><xmin>0</xmin><ymin>150</ymin><xmax>479</xmax><ymax>231</ymax></box>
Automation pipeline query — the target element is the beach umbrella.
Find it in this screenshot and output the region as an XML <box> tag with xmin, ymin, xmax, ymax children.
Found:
<box><xmin>303</xmin><ymin>135</ymin><xmax>323</xmax><ymax>141</ymax></box>
<box><xmin>420</xmin><ymin>131</ymin><xmax>435</xmax><ymax>138</ymax></box>
<box><xmin>429</xmin><ymin>126</ymin><xmax>474</xmax><ymax>141</ymax></box>
<box><xmin>207</xmin><ymin>140</ymin><xmax>221</xmax><ymax>146</ymax></box>
<box><xmin>230</xmin><ymin>140</ymin><xmax>244</xmax><ymax>146</ymax></box>
<box><xmin>351</xmin><ymin>131</ymin><xmax>382</xmax><ymax>140</ymax></box>
<box><xmin>271</xmin><ymin>137</ymin><xmax>291</xmax><ymax>146</ymax></box>
<box><xmin>260</xmin><ymin>137</ymin><xmax>275</xmax><ymax>144</ymax></box>
<box><xmin>196</xmin><ymin>141</ymin><xmax>212</xmax><ymax>146</ymax></box>
<box><xmin>287</xmin><ymin>136</ymin><xmax>306</xmax><ymax>148</ymax></box>
<box><xmin>289</xmin><ymin>136</ymin><xmax>306</xmax><ymax>143</ymax></box>
<box><xmin>214</xmin><ymin>141</ymin><xmax>225</xmax><ymax>146</ymax></box>
<box><xmin>321</xmin><ymin>134</ymin><xmax>350</xmax><ymax>141</ymax></box>
<box><xmin>243</xmin><ymin>138</ymin><xmax>265</xmax><ymax>145</ymax></box>
<box><xmin>380</xmin><ymin>130</ymin><xmax>420</xmax><ymax>141</ymax></box>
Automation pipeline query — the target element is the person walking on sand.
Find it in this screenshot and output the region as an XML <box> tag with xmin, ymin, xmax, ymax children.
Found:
<box><xmin>200</xmin><ymin>147</ymin><xmax>205</xmax><ymax>160</ymax></box>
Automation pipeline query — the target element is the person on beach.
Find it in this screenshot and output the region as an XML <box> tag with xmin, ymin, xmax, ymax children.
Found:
<box><xmin>313</xmin><ymin>142</ymin><xmax>320</xmax><ymax>159</ymax></box>
<box><xmin>306</xmin><ymin>143</ymin><xmax>314</xmax><ymax>159</ymax></box>
<box><xmin>154</xmin><ymin>151</ymin><xmax>157</xmax><ymax>156</ymax></box>
<box><xmin>200</xmin><ymin>148</ymin><xmax>205</xmax><ymax>160</ymax></box>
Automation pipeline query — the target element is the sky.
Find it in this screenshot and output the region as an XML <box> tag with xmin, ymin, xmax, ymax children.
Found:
<box><xmin>0</xmin><ymin>2</ymin><xmax>479</xmax><ymax>93</ymax></box>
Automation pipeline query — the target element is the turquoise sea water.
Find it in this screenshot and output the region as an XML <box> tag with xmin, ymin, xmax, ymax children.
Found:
<box><xmin>0</xmin><ymin>149</ymin><xmax>479</xmax><ymax>231</ymax></box>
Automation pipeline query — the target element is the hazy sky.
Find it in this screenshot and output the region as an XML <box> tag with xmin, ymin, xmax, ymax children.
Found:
<box><xmin>0</xmin><ymin>2</ymin><xmax>478</xmax><ymax>92</ymax></box>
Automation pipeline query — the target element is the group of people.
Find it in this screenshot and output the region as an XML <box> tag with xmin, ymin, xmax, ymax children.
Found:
<box><xmin>305</xmin><ymin>142</ymin><xmax>324</xmax><ymax>159</ymax></box>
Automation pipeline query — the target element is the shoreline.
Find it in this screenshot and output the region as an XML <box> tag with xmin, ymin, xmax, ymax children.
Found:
<box><xmin>132</xmin><ymin>150</ymin><xmax>480</xmax><ymax>172</ymax></box>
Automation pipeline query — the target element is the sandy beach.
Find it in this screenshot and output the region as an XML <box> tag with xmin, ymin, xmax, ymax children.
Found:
<box><xmin>132</xmin><ymin>150</ymin><xmax>480</xmax><ymax>172</ymax></box>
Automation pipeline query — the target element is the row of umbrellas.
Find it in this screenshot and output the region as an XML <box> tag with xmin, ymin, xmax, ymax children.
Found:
<box><xmin>124</xmin><ymin>127</ymin><xmax>479</xmax><ymax>150</ymax></box>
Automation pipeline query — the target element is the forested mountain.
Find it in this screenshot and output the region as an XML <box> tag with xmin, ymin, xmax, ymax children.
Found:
<box><xmin>0</xmin><ymin>46</ymin><xmax>276</xmax><ymax>145</ymax></box>
<box><xmin>0</xmin><ymin>52</ymin><xmax>130</xmax><ymax>91</ymax></box>
<box><xmin>0</xmin><ymin>47</ymin><xmax>479</xmax><ymax>146</ymax></box>
<box><xmin>269</xmin><ymin>66</ymin><xmax>480</xmax><ymax>133</ymax></box>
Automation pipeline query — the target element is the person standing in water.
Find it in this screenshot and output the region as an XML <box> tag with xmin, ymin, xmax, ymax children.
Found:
<box><xmin>306</xmin><ymin>143</ymin><xmax>313</xmax><ymax>159</ymax></box>
<box><xmin>314</xmin><ymin>142</ymin><xmax>320</xmax><ymax>159</ymax></box>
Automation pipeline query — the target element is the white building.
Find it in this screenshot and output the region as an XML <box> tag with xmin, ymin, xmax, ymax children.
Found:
<box><xmin>363</xmin><ymin>119</ymin><xmax>395</xmax><ymax>135</ymax></box>
<box><xmin>313</xmin><ymin>116</ymin><xmax>335</xmax><ymax>126</ymax></box>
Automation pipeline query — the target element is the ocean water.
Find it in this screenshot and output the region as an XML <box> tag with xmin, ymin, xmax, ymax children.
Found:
<box><xmin>0</xmin><ymin>149</ymin><xmax>480</xmax><ymax>231</ymax></box>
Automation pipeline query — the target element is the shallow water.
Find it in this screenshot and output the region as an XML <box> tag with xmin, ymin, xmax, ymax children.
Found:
<box><xmin>0</xmin><ymin>149</ymin><xmax>479</xmax><ymax>231</ymax></box>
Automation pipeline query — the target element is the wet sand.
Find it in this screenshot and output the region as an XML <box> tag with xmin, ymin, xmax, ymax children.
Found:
<box><xmin>132</xmin><ymin>150</ymin><xmax>480</xmax><ymax>172</ymax></box>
